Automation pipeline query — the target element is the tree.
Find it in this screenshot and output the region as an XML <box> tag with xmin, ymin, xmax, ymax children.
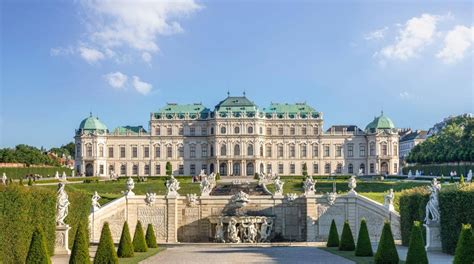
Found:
<box><xmin>405</xmin><ymin>221</ymin><xmax>428</xmax><ymax>264</ymax></box>
<box><xmin>69</xmin><ymin>222</ymin><xmax>91</xmax><ymax>264</ymax></box>
<box><xmin>339</xmin><ymin>220</ymin><xmax>355</xmax><ymax>251</ymax></box>
<box><xmin>165</xmin><ymin>162</ymin><xmax>172</xmax><ymax>176</ymax></box>
<box><xmin>453</xmin><ymin>224</ymin><xmax>474</xmax><ymax>264</ymax></box>
<box><xmin>94</xmin><ymin>222</ymin><xmax>118</xmax><ymax>264</ymax></box>
<box><xmin>374</xmin><ymin>221</ymin><xmax>399</xmax><ymax>264</ymax></box>
<box><xmin>302</xmin><ymin>163</ymin><xmax>308</xmax><ymax>177</ymax></box>
<box><xmin>327</xmin><ymin>219</ymin><xmax>340</xmax><ymax>247</ymax></box>
<box><xmin>355</xmin><ymin>219</ymin><xmax>373</xmax><ymax>256</ymax></box>
<box><xmin>117</xmin><ymin>222</ymin><xmax>134</xmax><ymax>258</ymax></box>
<box><xmin>145</xmin><ymin>224</ymin><xmax>158</xmax><ymax>248</ymax></box>
<box><xmin>132</xmin><ymin>221</ymin><xmax>148</xmax><ymax>252</ymax></box>
<box><xmin>26</xmin><ymin>226</ymin><xmax>51</xmax><ymax>264</ymax></box>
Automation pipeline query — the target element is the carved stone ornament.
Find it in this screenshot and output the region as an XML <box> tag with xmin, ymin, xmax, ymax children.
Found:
<box><xmin>145</xmin><ymin>192</ymin><xmax>157</xmax><ymax>206</ymax></box>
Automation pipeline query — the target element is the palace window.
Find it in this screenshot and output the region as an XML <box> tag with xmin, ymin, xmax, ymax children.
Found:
<box><xmin>100</xmin><ymin>165</ymin><xmax>104</xmax><ymax>174</ymax></box>
<box><xmin>220</xmin><ymin>144</ymin><xmax>227</xmax><ymax>156</ymax></box>
<box><xmin>220</xmin><ymin>126</ymin><xmax>226</xmax><ymax>134</ymax></box>
<box><xmin>260</xmin><ymin>146</ymin><xmax>264</xmax><ymax>157</ymax></box>
<box><xmin>76</xmin><ymin>144</ymin><xmax>81</xmax><ymax>156</ymax></box>
<box><xmin>313</xmin><ymin>163</ymin><xmax>319</xmax><ymax>174</ymax></box>
<box><xmin>313</xmin><ymin>126</ymin><xmax>318</xmax><ymax>135</ymax></box>
<box><xmin>290</xmin><ymin>164</ymin><xmax>295</xmax><ymax>174</ymax></box>
<box><xmin>144</xmin><ymin>165</ymin><xmax>150</xmax><ymax>175</ymax></box>
<box><xmin>267</xmin><ymin>164</ymin><xmax>272</xmax><ymax>174</ymax></box>
<box><xmin>190</xmin><ymin>164</ymin><xmax>196</xmax><ymax>175</ymax></box>
<box><xmin>155</xmin><ymin>127</ymin><xmax>160</xmax><ymax>135</ymax></box>
<box><xmin>289</xmin><ymin>145</ymin><xmax>295</xmax><ymax>158</ymax></box>
<box><xmin>336</xmin><ymin>163</ymin><xmax>342</xmax><ymax>174</ymax></box>
<box><xmin>394</xmin><ymin>163</ymin><xmax>398</xmax><ymax>173</ymax></box>
<box><xmin>324</xmin><ymin>145</ymin><xmax>330</xmax><ymax>157</ymax></box>
<box><xmin>313</xmin><ymin>144</ymin><xmax>319</xmax><ymax>158</ymax></box>
<box><xmin>369</xmin><ymin>142</ymin><xmax>375</xmax><ymax>156</ymax></box>
<box><xmin>201</xmin><ymin>127</ymin><xmax>207</xmax><ymax>136</ymax></box>
<box><xmin>132</xmin><ymin>164</ymin><xmax>138</xmax><ymax>175</ymax></box>
<box><xmin>266</xmin><ymin>145</ymin><xmax>272</xmax><ymax>158</ymax></box>
<box><xmin>190</xmin><ymin>127</ymin><xmax>195</xmax><ymax>136</ymax></box>
<box><xmin>167</xmin><ymin>127</ymin><xmax>172</xmax><ymax>135</ymax></box>
<box><xmin>302</xmin><ymin>126</ymin><xmax>307</xmax><ymax>135</ymax></box>
<box><xmin>167</xmin><ymin>146</ymin><xmax>172</xmax><ymax>158</ymax></box>
<box><xmin>247</xmin><ymin>144</ymin><xmax>254</xmax><ymax>156</ymax></box>
<box><xmin>86</xmin><ymin>144</ymin><xmax>92</xmax><ymax>157</ymax></box>
<box><xmin>278</xmin><ymin>164</ymin><xmax>284</xmax><ymax>174</ymax></box>
<box><xmin>247</xmin><ymin>126</ymin><xmax>253</xmax><ymax>134</ymax></box>
<box><xmin>347</xmin><ymin>144</ymin><xmax>353</xmax><ymax>157</ymax></box>
<box><xmin>234</xmin><ymin>144</ymin><xmax>241</xmax><ymax>156</ymax></box>
<box><xmin>109</xmin><ymin>165</ymin><xmax>114</xmax><ymax>174</ymax></box>
<box><xmin>210</xmin><ymin>146</ymin><xmax>214</xmax><ymax>157</ymax></box>
<box><xmin>277</xmin><ymin>145</ymin><xmax>284</xmax><ymax>158</ymax></box>
<box><xmin>108</xmin><ymin>147</ymin><xmax>114</xmax><ymax>158</ymax></box>
<box><xmin>178</xmin><ymin>165</ymin><xmax>184</xmax><ymax>175</ymax></box>
<box><xmin>155</xmin><ymin>164</ymin><xmax>161</xmax><ymax>175</ymax></box>
<box><xmin>359</xmin><ymin>144</ymin><xmax>366</xmax><ymax>157</ymax></box>
<box><xmin>324</xmin><ymin>163</ymin><xmax>331</xmax><ymax>174</ymax></box>
<box><xmin>210</xmin><ymin>127</ymin><xmax>214</xmax><ymax>135</ymax></box>
<box><xmin>393</xmin><ymin>144</ymin><xmax>398</xmax><ymax>156</ymax></box>
<box><xmin>381</xmin><ymin>142</ymin><xmax>388</xmax><ymax>156</ymax></box>
<box><xmin>290</xmin><ymin>127</ymin><xmax>295</xmax><ymax>135</ymax></box>
<box><xmin>336</xmin><ymin>145</ymin><xmax>342</xmax><ymax>157</ymax></box>
<box><xmin>359</xmin><ymin>163</ymin><xmax>365</xmax><ymax>174</ymax></box>
<box><xmin>99</xmin><ymin>145</ymin><xmax>104</xmax><ymax>158</ymax></box>
<box><xmin>155</xmin><ymin>145</ymin><xmax>161</xmax><ymax>158</ymax></box>
<box><xmin>132</xmin><ymin>146</ymin><xmax>138</xmax><ymax>158</ymax></box>
<box><xmin>370</xmin><ymin>163</ymin><xmax>375</xmax><ymax>173</ymax></box>
<box><xmin>278</xmin><ymin>127</ymin><xmax>284</xmax><ymax>135</ymax></box>
<box><xmin>144</xmin><ymin>146</ymin><xmax>149</xmax><ymax>158</ymax></box>
<box><xmin>201</xmin><ymin>144</ymin><xmax>208</xmax><ymax>157</ymax></box>
<box><xmin>178</xmin><ymin>146</ymin><xmax>184</xmax><ymax>158</ymax></box>
<box><xmin>301</xmin><ymin>144</ymin><xmax>307</xmax><ymax>158</ymax></box>
<box><xmin>178</xmin><ymin>127</ymin><xmax>183</xmax><ymax>135</ymax></box>
<box><xmin>120</xmin><ymin>146</ymin><xmax>126</xmax><ymax>158</ymax></box>
<box><xmin>120</xmin><ymin>164</ymin><xmax>126</xmax><ymax>175</ymax></box>
<box><xmin>234</xmin><ymin>126</ymin><xmax>240</xmax><ymax>134</ymax></box>
<box><xmin>259</xmin><ymin>127</ymin><xmax>263</xmax><ymax>134</ymax></box>
<box><xmin>201</xmin><ymin>164</ymin><xmax>207</xmax><ymax>173</ymax></box>
<box><xmin>266</xmin><ymin>127</ymin><xmax>272</xmax><ymax>135</ymax></box>
<box><xmin>190</xmin><ymin>145</ymin><xmax>196</xmax><ymax>158</ymax></box>
<box><xmin>348</xmin><ymin>163</ymin><xmax>353</xmax><ymax>174</ymax></box>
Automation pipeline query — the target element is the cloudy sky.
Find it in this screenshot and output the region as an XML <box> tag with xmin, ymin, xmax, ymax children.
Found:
<box><xmin>1</xmin><ymin>0</ymin><xmax>473</xmax><ymax>148</ymax></box>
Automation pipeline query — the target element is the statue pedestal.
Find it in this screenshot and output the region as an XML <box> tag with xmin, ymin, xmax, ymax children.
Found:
<box><xmin>424</xmin><ymin>223</ymin><xmax>442</xmax><ymax>251</ymax></box>
<box><xmin>347</xmin><ymin>190</ymin><xmax>357</xmax><ymax>196</ymax></box>
<box><xmin>55</xmin><ymin>225</ymin><xmax>71</xmax><ymax>255</ymax></box>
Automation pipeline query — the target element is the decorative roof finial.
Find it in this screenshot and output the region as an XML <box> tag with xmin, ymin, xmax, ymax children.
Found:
<box><xmin>89</xmin><ymin>112</ymin><xmax>92</xmax><ymax>117</ymax></box>
<box><xmin>227</xmin><ymin>90</ymin><xmax>230</xmax><ymax>97</ymax></box>
<box><xmin>243</xmin><ymin>90</ymin><xmax>246</xmax><ymax>96</ymax></box>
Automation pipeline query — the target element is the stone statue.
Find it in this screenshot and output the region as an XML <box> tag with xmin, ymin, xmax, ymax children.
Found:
<box><xmin>358</xmin><ymin>168</ymin><xmax>363</xmax><ymax>176</ymax></box>
<box><xmin>286</xmin><ymin>193</ymin><xmax>298</xmax><ymax>203</ymax></box>
<box><xmin>166</xmin><ymin>175</ymin><xmax>181</xmax><ymax>196</ymax></box>
<box><xmin>56</xmin><ymin>183</ymin><xmax>69</xmax><ymax>226</ymax></box>
<box><xmin>274</xmin><ymin>176</ymin><xmax>284</xmax><ymax>196</ymax></box>
<box><xmin>424</xmin><ymin>178</ymin><xmax>441</xmax><ymax>224</ymax></box>
<box><xmin>208</xmin><ymin>172</ymin><xmax>216</xmax><ymax>183</ymax></box>
<box><xmin>71</xmin><ymin>170</ymin><xmax>75</xmax><ymax>177</ymax></box>
<box><xmin>215</xmin><ymin>218</ymin><xmax>225</xmax><ymax>243</ymax></box>
<box><xmin>231</xmin><ymin>191</ymin><xmax>250</xmax><ymax>208</ymax></box>
<box><xmin>200</xmin><ymin>176</ymin><xmax>213</xmax><ymax>196</ymax></box>
<box><xmin>242</xmin><ymin>221</ymin><xmax>258</xmax><ymax>243</ymax></box>
<box><xmin>258</xmin><ymin>172</ymin><xmax>267</xmax><ymax>185</ymax></box>
<box><xmin>91</xmin><ymin>191</ymin><xmax>101</xmax><ymax>211</ymax></box>
<box><xmin>187</xmin><ymin>193</ymin><xmax>198</xmax><ymax>207</ymax></box>
<box><xmin>227</xmin><ymin>218</ymin><xmax>240</xmax><ymax>243</ymax></box>
<box><xmin>145</xmin><ymin>192</ymin><xmax>157</xmax><ymax>206</ymax></box>
<box><xmin>384</xmin><ymin>189</ymin><xmax>395</xmax><ymax>211</ymax></box>
<box><xmin>61</xmin><ymin>171</ymin><xmax>67</xmax><ymax>181</ymax></box>
<box><xmin>55</xmin><ymin>171</ymin><xmax>60</xmax><ymax>179</ymax></box>
<box><xmin>467</xmin><ymin>170</ymin><xmax>472</xmax><ymax>182</ymax></box>
<box><xmin>125</xmin><ymin>177</ymin><xmax>135</xmax><ymax>196</ymax></box>
<box><xmin>303</xmin><ymin>176</ymin><xmax>316</xmax><ymax>195</ymax></box>
<box><xmin>1</xmin><ymin>173</ymin><xmax>7</xmax><ymax>185</ymax></box>
<box><xmin>348</xmin><ymin>175</ymin><xmax>357</xmax><ymax>195</ymax></box>
<box><xmin>415</xmin><ymin>170</ymin><xmax>420</xmax><ymax>176</ymax></box>
<box><xmin>259</xmin><ymin>218</ymin><xmax>273</xmax><ymax>242</ymax></box>
<box><xmin>326</xmin><ymin>182</ymin><xmax>337</xmax><ymax>205</ymax></box>
<box><xmin>408</xmin><ymin>170</ymin><xmax>413</xmax><ymax>178</ymax></box>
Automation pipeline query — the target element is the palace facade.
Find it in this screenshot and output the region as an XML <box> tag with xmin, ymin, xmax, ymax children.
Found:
<box><xmin>74</xmin><ymin>95</ymin><xmax>399</xmax><ymax>177</ymax></box>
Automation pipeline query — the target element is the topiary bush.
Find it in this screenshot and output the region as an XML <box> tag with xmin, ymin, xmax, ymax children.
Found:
<box><xmin>374</xmin><ymin>221</ymin><xmax>399</xmax><ymax>264</ymax></box>
<box><xmin>117</xmin><ymin>221</ymin><xmax>134</xmax><ymax>258</ymax></box>
<box><xmin>145</xmin><ymin>224</ymin><xmax>158</xmax><ymax>248</ymax></box>
<box><xmin>26</xmin><ymin>226</ymin><xmax>51</xmax><ymax>264</ymax></box>
<box><xmin>326</xmin><ymin>219</ymin><xmax>339</xmax><ymax>247</ymax></box>
<box><xmin>453</xmin><ymin>224</ymin><xmax>474</xmax><ymax>264</ymax></box>
<box><xmin>355</xmin><ymin>218</ymin><xmax>373</xmax><ymax>256</ymax></box>
<box><xmin>399</xmin><ymin>187</ymin><xmax>429</xmax><ymax>246</ymax></box>
<box><xmin>94</xmin><ymin>222</ymin><xmax>118</xmax><ymax>264</ymax></box>
<box><xmin>69</xmin><ymin>222</ymin><xmax>91</xmax><ymax>264</ymax></box>
<box><xmin>405</xmin><ymin>221</ymin><xmax>428</xmax><ymax>264</ymax></box>
<box><xmin>339</xmin><ymin>220</ymin><xmax>355</xmax><ymax>251</ymax></box>
<box><xmin>65</xmin><ymin>189</ymin><xmax>91</xmax><ymax>249</ymax></box>
<box><xmin>132</xmin><ymin>221</ymin><xmax>148</xmax><ymax>252</ymax></box>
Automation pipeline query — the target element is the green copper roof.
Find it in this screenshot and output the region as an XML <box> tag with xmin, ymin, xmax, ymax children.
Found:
<box><xmin>214</xmin><ymin>96</ymin><xmax>258</xmax><ymax>113</ymax></box>
<box><xmin>154</xmin><ymin>103</ymin><xmax>210</xmax><ymax>119</ymax></box>
<box><xmin>79</xmin><ymin>114</ymin><xmax>108</xmax><ymax>131</ymax></box>
<box><xmin>263</xmin><ymin>103</ymin><xmax>319</xmax><ymax>118</ymax></box>
<box><xmin>113</xmin><ymin>126</ymin><xmax>147</xmax><ymax>135</ymax></box>
<box><xmin>365</xmin><ymin>112</ymin><xmax>395</xmax><ymax>131</ymax></box>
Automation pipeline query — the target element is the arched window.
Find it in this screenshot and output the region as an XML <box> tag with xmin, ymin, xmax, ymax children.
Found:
<box><xmin>336</xmin><ymin>163</ymin><xmax>342</xmax><ymax>174</ymax></box>
<box><xmin>234</xmin><ymin>126</ymin><xmax>240</xmax><ymax>134</ymax></box>
<box><xmin>348</xmin><ymin>163</ymin><xmax>354</xmax><ymax>174</ymax></box>
<box><xmin>220</xmin><ymin>126</ymin><xmax>226</xmax><ymax>134</ymax></box>
<box><xmin>99</xmin><ymin>145</ymin><xmax>104</xmax><ymax>157</ymax></box>
<box><xmin>247</xmin><ymin>126</ymin><xmax>253</xmax><ymax>134</ymax></box>
<box><xmin>393</xmin><ymin>143</ymin><xmax>398</xmax><ymax>156</ymax></box>
<box><xmin>360</xmin><ymin>163</ymin><xmax>365</xmax><ymax>174</ymax></box>
<box><xmin>132</xmin><ymin>164</ymin><xmax>138</xmax><ymax>175</ymax></box>
<box><xmin>120</xmin><ymin>164</ymin><xmax>126</xmax><ymax>175</ymax></box>
<box><xmin>301</xmin><ymin>144</ymin><xmax>307</xmax><ymax>158</ymax></box>
<box><xmin>220</xmin><ymin>144</ymin><xmax>227</xmax><ymax>156</ymax></box>
<box><xmin>266</xmin><ymin>144</ymin><xmax>272</xmax><ymax>157</ymax></box>
<box><xmin>234</xmin><ymin>144</ymin><xmax>240</xmax><ymax>156</ymax></box>
<box><xmin>86</xmin><ymin>144</ymin><xmax>93</xmax><ymax>157</ymax></box>
<box><xmin>381</xmin><ymin>142</ymin><xmax>388</xmax><ymax>156</ymax></box>
<box><xmin>260</xmin><ymin>145</ymin><xmax>264</xmax><ymax>157</ymax></box>
<box><xmin>247</xmin><ymin>144</ymin><xmax>254</xmax><ymax>156</ymax></box>
<box><xmin>155</xmin><ymin>145</ymin><xmax>161</xmax><ymax>158</ymax></box>
<box><xmin>108</xmin><ymin>165</ymin><xmax>114</xmax><ymax>174</ymax></box>
<box><xmin>369</xmin><ymin>142</ymin><xmax>376</xmax><ymax>156</ymax></box>
<box><xmin>210</xmin><ymin>145</ymin><xmax>214</xmax><ymax>157</ymax></box>
<box><xmin>277</xmin><ymin>144</ymin><xmax>284</xmax><ymax>158</ymax></box>
<box><xmin>324</xmin><ymin>163</ymin><xmax>331</xmax><ymax>174</ymax></box>
<box><xmin>210</xmin><ymin>127</ymin><xmax>214</xmax><ymax>134</ymax></box>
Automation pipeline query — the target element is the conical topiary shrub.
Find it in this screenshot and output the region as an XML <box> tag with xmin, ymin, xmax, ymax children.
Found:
<box><xmin>26</xmin><ymin>226</ymin><xmax>51</xmax><ymax>264</ymax></box>
<box><xmin>132</xmin><ymin>221</ymin><xmax>148</xmax><ymax>252</ymax></box>
<box><xmin>327</xmin><ymin>219</ymin><xmax>339</xmax><ymax>247</ymax></box>
<box><xmin>94</xmin><ymin>222</ymin><xmax>118</xmax><ymax>264</ymax></box>
<box><xmin>69</xmin><ymin>222</ymin><xmax>91</xmax><ymax>264</ymax></box>
<box><xmin>355</xmin><ymin>218</ymin><xmax>373</xmax><ymax>256</ymax></box>
<box><xmin>405</xmin><ymin>221</ymin><xmax>428</xmax><ymax>264</ymax></box>
<box><xmin>145</xmin><ymin>224</ymin><xmax>158</xmax><ymax>248</ymax></box>
<box><xmin>339</xmin><ymin>220</ymin><xmax>355</xmax><ymax>251</ymax></box>
<box><xmin>453</xmin><ymin>224</ymin><xmax>474</xmax><ymax>264</ymax></box>
<box><xmin>117</xmin><ymin>221</ymin><xmax>134</xmax><ymax>258</ymax></box>
<box><xmin>374</xmin><ymin>221</ymin><xmax>399</xmax><ymax>264</ymax></box>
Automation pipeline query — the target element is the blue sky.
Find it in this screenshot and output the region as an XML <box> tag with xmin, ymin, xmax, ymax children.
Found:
<box><xmin>1</xmin><ymin>0</ymin><xmax>473</xmax><ymax>148</ymax></box>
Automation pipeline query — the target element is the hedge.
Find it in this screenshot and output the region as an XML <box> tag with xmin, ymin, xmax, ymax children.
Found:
<box><xmin>132</xmin><ymin>221</ymin><xmax>148</xmax><ymax>252</ymax></box>
<box><xmin>355</xmin><ymin>219</ymin><xmax>373</xmax><ymax>257</ymax></box>
<box><xmin>0</xmin><ymin>167</ymin><xmax>73</xmax><ymax>179</ymax></box>
<box><xmin>439</xmin><ymin>184</ymin><xmax>474</xmax><ymax>254</ymax></box>
<box><xmin>402</xmin><ymin>164</ymin><xmax>473</xmax><ymax>177</ymax></box>
<box><xmin>453</xmin><ymin>224</ymin><xmax>474</xmax><ymax>264</ymax></box>
<box><xmin>145</xmin><ymin>224</ymin><xmax>158</xmax><ymax>248</ymax></box>
<box><xmin>26</xmin><ymin>226</ymin><xmax>51</xmax><ymax>264</ymax></box>
<box><xmin>405</xmin><ymin>221</ymin><xmax>428</xmax><ymax>264</ymax></box>
<box><xmin>374</xmin><ymin>222</ymin><xmax>399</xmax><ymax>264</ymax></box>
<box><xmin>326</xmin><ymin>219</ymin><xmax>339</xmax><ymax>247</ymax></box>
<box><xmin>399</xmin><ymin>187</ymin><xmax>429</xmax><ymax>246</ymax></box>
<box><xmin>94</xmin><ymin>222</ymin><xmax>118</xmax><ymax>264</ymax></box>
<box><xmin>65</xmin><ymin>187</ymin><xmax>91</xmax><ymax>248</ymax></box>
<box><xmin>117</xmin><ymin>222</ymin><xmax>134</xmax><ymax>258</ymax></box>
<box><xmin>339</xmin><ymin>220</ymin><xmax>355</xmax><ymax>251</ymax></box>
<box><xmin>69</xmin><ymin>222</ymin><xmax>90</xmax><ymax>264</ymax></box>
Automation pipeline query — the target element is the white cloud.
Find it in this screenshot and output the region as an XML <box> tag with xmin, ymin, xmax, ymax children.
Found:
<box><xmin>399</xmin><ymin>91</ymin><xmax>412</xmax><ymax>100</ymax></box>
<box><xmin>104</xmin><ymin>72</ymin><xmax>128</xmax><ymax>89</ymax></box>
<box><xmin>142</xmin><ymin>52</ymin><xmax>152</xmax><ymax>64</ymax></box>
<box><xmin>365</xmin><ymin>27</ymin><xmax>388</xmax><ymax>40</ymax></box>
<box><xmin>50</xmin><ymin>46</ymin><xmax>75</xmax><ymax>56</ymax></box>
<box><xmin>436</xmin><ymin>25</ymin><xmax>474</xmax><ymax>64</ymax></box>
<box><xmin>79</xmin><ymin>47</ymin><xmax>105</xmax><ymax>63</ymax></box>
<box><xmin>132</xmin><ymin>76</ymin><xmax>152</xmax><ymax>95</ymax></box>
<box><xmin>379</xmin><ymin>14</ymin><xmax>439</xmax><ymax>60</ymax></box>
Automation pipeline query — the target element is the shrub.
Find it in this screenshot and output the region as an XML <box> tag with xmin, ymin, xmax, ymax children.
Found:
<box><xmin>94</xmin><ymin>222</ymin><xmax>118</xmax><ymax>264</ymax></box>
<box><xmin>165</xmin><ymin>162</ymin><xmax>172</xmax><ymax>176</ymax></box>
<box><xmin>28</xmin><ymin>177</ymin><xmax>33</xmax><ymax>186</ymax></box>
<box><xmin>326</xmin><ymin>219</ymin><xmax>339</xmax><ymax>247</ymax></box>
<box><xmin>117</xmin><ymin>222</ymin><xmax>134</xmax><ymax>258</ymax></box>
<box><xmin>145</xmin><ymin>224</ymin><xmax>158</xmax><ymax>248</ymax></box>
<box><xmin>26</xmin><ymin>226</ymin><xmax>51</xmax><ymax>264</ymax></box>
<box><xmin>69</xmin><ymin>222</ymin><xmax>90</xmax><ymax>264</ymax></box>
<box><xmin>374</xmin><ymin>221</ymin><xmax>399</xmax><ymax>264</ymax></box>
<box><xmin>405</xmin><ymin>221</ymin><xmax>428</xmax><ymax>264</ymax></box>
<box><xmin>132</xmin><ymin>221</ymin><xmax>148</xmax><ymax>252</ymax></box>
<box><xmin>0</xmin><ymin>167</ymin><xmax>73</xmax><ymax>179</ymax></box>
<box><xmin>355</xmin><ymin>219</ymin><xmax>373</xmax><ymax>256</ymax></box>
<box><xmin>453</xmin><ymin>224</ymin><xmax>474</xmax><ymax>264</ymax></box>
<box><xmin>339</xmin><ymin>220</ymin><xmax>355</xmax><ymax>251</ymax></box>
<box><xmin>399</xmin><ymin>187</ymin><xmax>429</xmax><ymax>246</ymax></box>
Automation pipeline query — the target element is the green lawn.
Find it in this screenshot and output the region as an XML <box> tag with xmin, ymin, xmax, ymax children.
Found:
<box><xmin>320</xmin><ymin>247</ymin><xmax>405</xmax><ymax>264</ymax></box>
<box><xmin>118</xmin><ymin>247</ymin><xmax>165</xmax><ymax>264</ymax></box>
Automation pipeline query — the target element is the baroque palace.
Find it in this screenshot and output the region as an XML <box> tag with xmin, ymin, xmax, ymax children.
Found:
<box><xmin>75</xmin><ymin>95</ymin><xmax>399</xmax><ymax>177</ymax></box>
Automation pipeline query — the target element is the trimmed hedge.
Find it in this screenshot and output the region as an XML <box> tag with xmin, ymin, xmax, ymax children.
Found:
<box><xmin>374</xmin><ymin>221</ymin><xmax>399</xmax><ymax>264</ymax></box>
<box><xmin>355</xmin><ymin>219</ymin><xmax>373</xmax><ymax>256</ymax></box>
<box><xmin>132</xmin><ymin>221</ymin><xmax>148</xmax><ymax>252</ymax></box>
<box><xmin>399</xmin><ymin>187</ymin><xmax>429</xmax><ymax>246</ymax></box>
<box><xmin>327</xmin><ymin>219</ymin><xmax>339</xmax><ymax>247</ymax></box>
<box><xmin>145</xmin><ymin>224</ymin><xmax>158</xmax><ymax>248</ymax></box>
<box><xmin>94</xmin><ymin>222</ymin><xmax>118</xmax><ymax>264</ymax></box>
<box><xmin>26</xmin><ymin>226</ymin><xmax>51</xmax><ymax>264</ymax></box>
<box><xmin>453</xmin><ymin>224</ymin><xmax>474</xmax><ymax>264</ymax></box>
<box><xmin>69</xmin><ymin>222</ymin><xmax>91</xmax><ymax>264</ymax></box>
<box><xmin>339</xmin><ymin>220</ymin><xmax>355</xmax><ymax>251</ymax></box>
<box><xmin>0</xmin><ymin>167</ymin><xmax>73</xmax><ymax>179</ymax></box>
<box><xmin>402</xmin><ymin>164</ymin><xmax>474</xmax><ymax>177</ymax></box>
<box><xmin>405</xmin><ymin>221</ymin><xmax>428</xmax><ymax>264</ymax></box>
<box><xmin>117</xmin><ymin>222</ymin><xmax>134</xmax><ymax>258</ymax></box>
<box><xmin>65</xmin><ymin>187</ymin><xmax>91</xmax><ymax>248</ymax></box>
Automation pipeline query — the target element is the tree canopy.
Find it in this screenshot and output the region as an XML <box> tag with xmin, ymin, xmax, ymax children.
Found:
<box><xmin>0</xmin><ymin>142</ymin><xmax>75</xmax><ymax>166</ymax></box>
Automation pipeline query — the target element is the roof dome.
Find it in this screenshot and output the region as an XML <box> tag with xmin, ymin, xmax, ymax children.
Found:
<box><xmin>79</xmin><ymin>113</ymin><xmax>108</xmax><ymax>132</ymax></box>
<box><xmin>365</xmin><ymin>112</ymin><xmax>395</xmax><ymax>131</ymax></box>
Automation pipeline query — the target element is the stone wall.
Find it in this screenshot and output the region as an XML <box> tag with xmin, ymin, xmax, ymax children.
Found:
<box><xmin>89</xmin><ymin>193</ymin><xmax>400</xmax><ymax>243</ymax></box>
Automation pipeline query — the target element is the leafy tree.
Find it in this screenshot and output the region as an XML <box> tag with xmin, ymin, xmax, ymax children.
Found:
<box><xmin>69</xmin><ymin>222</ymin><xmax>91</xmax><ymax>264</ymax></box>
<box><xmin>94</xmin><ymin>222</ymin><xmax>118</xmax><ymax>264</ymax></box>
<box><xmin>117</xmin><ymin>222</ymin><xmax>134</xmax><ymax>258</ymax></box>
<box><xmin>145</xmin><ymin>224</ymin><xmax>158</xmax><ymax>248</ymax></box>
<box><xmin>132</xmin><ymin>221</ymin><xmax>148</xmax><ymax>252</ymax></box>
<box><xmin>405</xmin><ymin>221</ymin><xmax>428</xmax><ymax>264</ymax></box>
<box><xmin>374</xmin><ymin>221</ymin><xmax>399</xmax><ymax>264</ymax></box>
<box><xmin>339</xmin><ymin>220</ymin><xmax>355</xmax><ymax>251</ymax></box>
<box><xmin>26</xmin><ymin>226</ymin><xmax>51</xmax><ymax>264</ymax></box>
<box><xmin>355</xmin><ymin>219</ymin><xmax>373</xmax><ymax>256</ymax></box>
<box><xmin>327</xmin><ymin>219</ymin><xmax>339</xmax><ymax>247</ymax></box>
<box><xmin>165</xmin><ymin>162</ymin><xmax>172</xmax><ymax>176</ymax></box>
<box><xmin>453</xmin><ymin>224</ymin><xmax>474</xmax><ymax>264</ymax></box>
